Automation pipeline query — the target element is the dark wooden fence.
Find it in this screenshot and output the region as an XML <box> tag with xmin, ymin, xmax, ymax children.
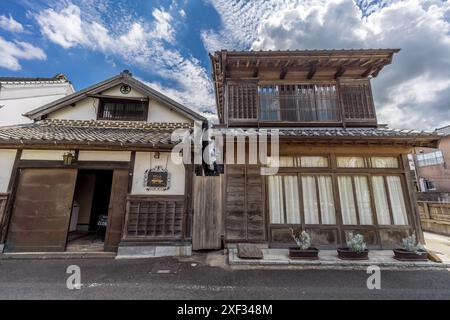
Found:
<box><xmin>417</xmin><ymin>201</ymin><xmax>450</xmax><ymax>222</ymax></box>
<box><xmin>123</xmin><ymin>195</ymin><xmax>186</xmax><ymax>240</ymax></box>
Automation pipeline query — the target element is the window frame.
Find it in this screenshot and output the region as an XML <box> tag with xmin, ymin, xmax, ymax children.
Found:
<box><xmin>97</xmin><ymin>98</ymin><xmax>149</xmax><ymax>121</ymax></box>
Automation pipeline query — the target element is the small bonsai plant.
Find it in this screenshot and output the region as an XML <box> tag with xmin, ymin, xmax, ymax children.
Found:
<box><xmin>289</xmin><ymin>228</ymin><xmax>319</xmax><ymax>260</ymax></box>
<box><xmin>393</xmin><ymin>232</ymin><xmax>428</xmax><ymax>261</ymax></box>
<box><xmin>337</xmin><ymin>232</ymin><xmax>369</xmax><ymax>260</ymax></box>
<box><xmin>291</xmin><ymin>228</ymin><xmax>311</xmax><ymax>250</ymax></box>
<box><xmin>346</xmin><ymin>232</ymin><xmax>367</xmax><ymax>253</ymax></box>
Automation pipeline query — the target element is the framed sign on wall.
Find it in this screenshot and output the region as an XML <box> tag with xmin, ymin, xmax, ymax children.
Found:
<box><xmin>144</xmin><ymin>166</ymin><xmax>170</xmax><ymax>191</ymax></box>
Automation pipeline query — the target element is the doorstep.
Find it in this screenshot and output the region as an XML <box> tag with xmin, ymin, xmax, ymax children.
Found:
<box><xmin>228</xmin><ymin>249</ymin><xmax>450</xmax><ymax>270</ymax></box>
<box><xmin>0</xmin><ymin>252</ymin><xmax>116</xmax><ymax>260</ymax></box>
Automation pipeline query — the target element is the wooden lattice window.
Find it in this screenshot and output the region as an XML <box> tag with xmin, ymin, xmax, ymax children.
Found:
<box><xmin>125</xmin><ymin>196</ymin><xmax>185</xmax><ymax>238</ymax></box>
<box><xmin>340</xmin><ymin>80</ymin><xmax>376</xmax><ymax>121</ymax></box>
<box><xmin>98</xmin><ymin>99</ymin><xmax>148</xmax><ymax>121</ymax></box>
<box><xmin>258</xmin><ymin>84</ymin><xmax>340</xmax><ymax>122</ymax></box>
<box><xmin>227</xmin><ymin>82</ymin><xmax>258</xmax><ymax>120</ymax></box>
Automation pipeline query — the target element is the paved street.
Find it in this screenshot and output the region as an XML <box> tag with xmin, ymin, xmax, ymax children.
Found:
<box><xmin>0</xmin><ymin>255</ymin><xmax>449</xmax><ymax>300</ymax></box>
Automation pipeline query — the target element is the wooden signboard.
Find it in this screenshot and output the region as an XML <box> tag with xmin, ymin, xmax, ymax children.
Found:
<box><xmin>144</xmin><ymin>166</ymin><xmax>170</xmax><ymax>191</ymax></box>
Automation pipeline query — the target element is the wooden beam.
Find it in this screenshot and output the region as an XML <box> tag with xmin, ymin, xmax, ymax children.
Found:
<box><xmin>252</xmin><ymin>67</ymin><xmax>259</xmax><ymax>78</ymax></box>
<box><xmin>307</xmin><ymin>63</ymin><xmax>317</xmax><ymax>80</ymax></box>
<box><xmin>362</xmin><ymin>67</ymin><xmax>374</xmax><ymax>77</ymax></box>
<box><xmin>334</xmin><ymin>66</ymin><xmax>346</xmax><ymax>79</ymax></box>
<box><xmin>280</xmin><ymin>67</ymin><xmax>288</xmax><ymax>79</ymax></box>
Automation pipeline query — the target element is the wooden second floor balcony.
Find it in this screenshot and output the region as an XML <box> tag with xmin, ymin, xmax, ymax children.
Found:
<box><xmin>211</xmin><ymin>49</ymin><xmax>399</xmax><ymax>128</ymax></box>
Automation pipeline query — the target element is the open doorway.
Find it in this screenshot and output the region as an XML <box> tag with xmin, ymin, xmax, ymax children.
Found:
<box><xmin>66</xmin><ymin>170</ymin><xmax>113</xmax><ymax>252</ymax></box>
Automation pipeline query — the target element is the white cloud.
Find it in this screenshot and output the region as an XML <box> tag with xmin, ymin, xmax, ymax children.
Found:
<box><xmin>203</xmin><ymin>0</ymin><xmax>450</xmax><ymax>129</ymax></box>
<box><xmin>33</xmin><ymin>3</ymin><xmax>215</xmax><ymax>115</ymax></box>
<box><xmin>0</xmin><ymin>37</ymin><xmax>46</xmax><ymax>70</ymax></box>
<box><xmin>0</xmin><ymin>14</ymin><xmax>24</xmax><ymax>33</ymax></box>
<box><xmin>151</xmin><ymin>8</ymin><xmax>176</xmax><ymax>43</ymax></box>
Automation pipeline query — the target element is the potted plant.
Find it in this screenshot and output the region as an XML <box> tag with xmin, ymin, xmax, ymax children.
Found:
<box><xmin>393</xmin><ymin>233</ymin><xmax>428</xmax><ymax>261</ymax></box>
<box><xmin>337</xmin><ymin>232</ymin><xmax>369</xmax><ymax>260</ymax></box>
<box><xmin>289</xmin><ymin>229</ymin><xmax>319</xmax><ymax>260</ymax></box>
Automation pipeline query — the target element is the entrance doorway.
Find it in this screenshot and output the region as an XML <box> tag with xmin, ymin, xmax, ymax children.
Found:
<box><xmin>66</xmin><ymin>170</ymin><xmax>113</xmax><ymax>252</ymax></box>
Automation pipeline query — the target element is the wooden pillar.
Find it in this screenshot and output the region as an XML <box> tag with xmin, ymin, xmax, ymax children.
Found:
<box><xmin>0</xmin><ymin>149</ymin><xmax>22</xmax><ymax>244</ymax></box>
<box><xmin>401</xmin><ymin>154</ymin><xmax>425</xmax><ymax>244</ymax></box>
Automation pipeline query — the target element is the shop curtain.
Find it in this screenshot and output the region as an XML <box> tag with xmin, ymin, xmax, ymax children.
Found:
<box><xmin>354</xmin><ymin>176</ymin><xmax>373</xmax><ymax>225</ymax></box>
<box><xmin>372</xmin><ymin>176</ymin><xmax>391</xmax><ymax>225</ymax></box>
<box><xmin>302</xmin><ymin>176</ymin><xmax>319</xmax><ymax>224</ymax></box>
<box><xmin>387</xmin><ymin>176</ymin><xmax>408</xmax><ymax>225</ymax></box>
<box><xmin>338</xmin><ymin>176</ymin><xmax>358</xmax><ymax>224</ymax></box>
<box><xmin>284</xmin><ymin>175</ymin><xmax>300</xmax><ymax>224</ymax></box>
<box><xmin>318</xmin><ymin>176</ymin><xmax>336</xmax><ymax>224</ymax></box>
<box><xmin>268</xmin><ymin>176</ymin><xmax>284</xmax><ymax>223</ymax></box>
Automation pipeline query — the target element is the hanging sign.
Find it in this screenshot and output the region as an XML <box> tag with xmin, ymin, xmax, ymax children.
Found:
<box><xmin>144</xmin><ymin>166</ymin><xmax>170</xmax><ymax>191</ymax></box>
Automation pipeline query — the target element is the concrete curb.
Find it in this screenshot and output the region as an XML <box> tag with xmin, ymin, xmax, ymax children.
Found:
<box><xmin>229</xmin><ymin>249</ymin><xmax>450</xmax><ymax>270</ymax></box>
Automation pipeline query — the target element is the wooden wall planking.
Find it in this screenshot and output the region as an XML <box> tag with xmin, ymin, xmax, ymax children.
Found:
<box><xmin>192</xmin><ymin>175</ymin><xmax>223</xmax><ymax>250</ymax></box>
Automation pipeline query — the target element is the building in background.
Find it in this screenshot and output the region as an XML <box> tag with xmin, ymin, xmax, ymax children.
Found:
<box><xmin>0</xmin><ymin>75</ymin><xmax>74</xmax><ymax>126</ymax></box>
<box><xmin>413</xmin><ymin>125</ymin><xmax>450</xmax><ymax>193</ymax></box>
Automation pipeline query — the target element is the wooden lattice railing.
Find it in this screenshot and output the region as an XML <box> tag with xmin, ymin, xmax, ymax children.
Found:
<box><xmin>417</xmin><ymin>201</ymin><xmax>450</xmax><ymax>222</ymax></box>
<box><xmin>0</xmin><ymin>193</ymin><xmax>9</xmax><ymax>239</ymax></box>
<box><xmin>123</xmin><ymin>195</ymin><xmax>186</xmax><ymax>240</ymax></box>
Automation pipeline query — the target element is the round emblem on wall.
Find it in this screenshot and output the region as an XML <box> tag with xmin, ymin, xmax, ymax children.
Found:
<box><xmin>120</xmin><ymin>84</ymin><xmax>131</xmax><ymax>94</ymax></box>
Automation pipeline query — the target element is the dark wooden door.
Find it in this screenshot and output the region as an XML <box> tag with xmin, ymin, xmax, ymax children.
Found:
<box><xmin>192</xmin><ymin>175</ymin><xmax>223</xmax><ymax>250</ymax></box>
<box><xmin>225</xmin><ymin>165</ymin><xmax>266</xmax><ymax>242</ymax></box>
<box><xmin>5</xmin><ymin>168</ymin><xmax>78</xmax><ymax>252</ymax></box>
<box><xmin>104</xmin><ymin>169</ymin><xmax>129</xmax><ymax>252</ymax></box>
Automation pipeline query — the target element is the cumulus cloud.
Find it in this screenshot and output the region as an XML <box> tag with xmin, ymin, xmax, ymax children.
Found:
<box><xmin>203</xmin><ymin>0</ymin><xmax>450</xmax><ymax>129</ymax></box>
<box><xmin>0</xmin><ymin>37</ymin><xmax>46</xmax><ymax>70</ymax></box>
<box><xmin>0</xmin><ymin>14</ymin><xmax>25</xmax><ymax>33</ymax></box>
<box><xmin>33</xmin><ymin>3</ymin><xmax>215</xmax><ymax>115</ymax></box>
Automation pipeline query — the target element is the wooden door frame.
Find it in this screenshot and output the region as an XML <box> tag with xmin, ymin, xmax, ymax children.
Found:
<box><xmin>1</xmin><ymin>160</ymin><xmax>130</xmax><ymax>251</ymax></box>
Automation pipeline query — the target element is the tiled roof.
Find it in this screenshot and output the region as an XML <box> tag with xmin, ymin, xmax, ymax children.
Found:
<box><xmin>213</xmin><ymin>127</ymin><xmax>442</xmax><ymax>145</ymax></box>
<box><xmin>0</xmin><ymin>120</ymin><xmax>191</xmax><ymax>146</ymax></box>
<box><xmin>0</xmin><ymin>74</ymin><xmax>70</xmax><ymax>83</ymax></box>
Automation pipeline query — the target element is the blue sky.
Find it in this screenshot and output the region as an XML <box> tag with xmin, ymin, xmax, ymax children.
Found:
<box><xmin>1</xmin><ymin>0</ymin><xmax>449</xmax><ymax>129</ymax></box>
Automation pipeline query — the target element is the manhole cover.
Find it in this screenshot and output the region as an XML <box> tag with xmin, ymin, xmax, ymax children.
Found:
<box><xmin>150</xmin><ymin>261</ymin><xmax>180</xmax><ymax>274</ymax></box>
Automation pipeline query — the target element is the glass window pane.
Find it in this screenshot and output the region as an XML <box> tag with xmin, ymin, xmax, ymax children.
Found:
<box><xmin>354</xmin><ymin>176</ymin><xmax>373</xmax><ymax>225</ymax></box>
<box><xmin>284</xmin><ymin>176</ymin><xmax>300</xmax><ymax>224</ymax></box>
<box><xmin>268</xmin><ymin>176</ymin><xmax>284</xmax><ymax>223</ymax></box>
<box><xmin>372</xmin><ymin>176</ymin><xmax>391</xmax><ymax>225</ymax></box>
<box><xmin>387</xmin><ymin>176</ymin><xmax>408</xmax><ymax>225</ymax></box>
<box><xmin>338</xmin><ymin>176</ymin><xmax>358</xmax><ymax>224</ymax></box>
<box><xmin>267</xmin><ymin>156</ymin><xmax>295</xmax><ymax>167</ymax></box>
<box><xmin>302</xmin><ymin>176</ymin><xmax>319</xmax><ymax>224</ymax></box>
<box><xmin>371</xmin><ymin>157</ymin><xmax>399</xmax><ymax>168</ymax></box>
<box><xmin>318</xmin><ymin>176</ymin><xmax>336</xmax><ymax>224</ymax></box>
<box><xmin>337</xmin><ymin>157</ymin><xmax>365</xmax><ymax>168</ymax></box>
<box><xmin>300</xmin><ymin>156</ymin><xmax>328</xmax><ymax>168</ymax></box>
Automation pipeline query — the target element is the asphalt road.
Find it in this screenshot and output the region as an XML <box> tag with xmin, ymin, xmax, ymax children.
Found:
<box><xmin>0</xmin><ymin>256</ymin><xmax>449</xmax><ymax>300</ymax></box>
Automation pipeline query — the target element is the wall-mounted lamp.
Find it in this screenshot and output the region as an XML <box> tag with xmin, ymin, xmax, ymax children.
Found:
<box><xmin>154</xmin><ymin>152</ymin><xmax>160</xmax><ymax>159</ymax></box>
<box><xmin>63</xmin><ymin>152</ymin><xmax>76</xmax><ymax>165</ymax></box>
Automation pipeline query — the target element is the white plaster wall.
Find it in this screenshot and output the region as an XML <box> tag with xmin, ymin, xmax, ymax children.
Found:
<box><xmin>148</xmin><ymin>99</ymin><xmax>190</xmax><ymax>123</ymax></box>
<box><xmin>0</xmin><ymin>82</ymin><xmax>73</xmax><ymax>126</ymax></box>
<box><xmin>0</xmin><ymin>149</ymin><xmax>17</xmax><ymax>193</ymax></box>
<box><xmin>47</xmin><ymin>83</ymin><xmax>191</xmax><ymax>123</ymax></box>
<box><xmin>78</xmin><ymin>151</ymin><xmax>131</xmax><ymax>162</ymax></box>
<box><xmin>132</xmin><ymin>152</ymin><xmax>185</xmax><ymax>195</ymax></box>
<box><xmin>48</xmin><ymin>97</ymin><xmax>98</xmax><ymax>120</ymax></box>
<box><xmin>21</xmin><ymin>149</ymin><xmax>71</xmax><ymax>160</ymax></box>
<box><xmin>101</xmin><ymin>84</ymin><xmax>146</xmax><ymax>98</ymax></box>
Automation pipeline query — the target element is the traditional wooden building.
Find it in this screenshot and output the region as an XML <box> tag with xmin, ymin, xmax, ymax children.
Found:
<box><xmin>0</xmin><ymin>70</ymin><xmax>205</xmax><ymax>256</ymax></box>
<box><xmin>209</xmin><ymin>49</ymin><xmax>441</xmax><ymax>248</ymax></box>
